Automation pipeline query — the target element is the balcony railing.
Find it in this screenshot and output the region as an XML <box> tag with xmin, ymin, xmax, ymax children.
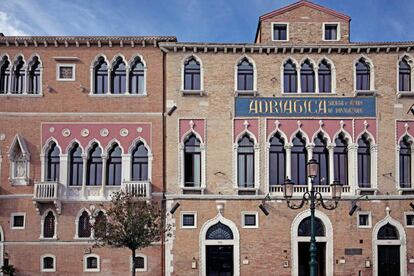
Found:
<box><xmin>34</xmin><ymin>181</ymin><xmax>59</xmax><ymax>201</ymax></box>
<box><xmin>121</xmin><ymin>181</ymin><xmax>151</xmax><ymax>198</ymax></box>
<box><xmin>270</xmin><ymin>185</ymin><xmax>351</xmax><ymax>195</ymax></box>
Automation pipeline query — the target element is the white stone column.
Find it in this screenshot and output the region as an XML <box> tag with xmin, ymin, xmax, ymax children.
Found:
<box><xmin>285</xmin><ymin>143</ymin><xmax>292</xmax><ymax>180</ymax></box>
<box><xmin>122</xmin><ymin>154</ymin><xmax>131</xmax><ymax>183</ymax></box>
<box><xmin>348</xmin><ymin>143</ymin><xmax>358</xmax><ymax>194</ymax></box>
<box><xmin>40</xmin><ymin>154</ymin><xmax>45</xmax><ymax>182</ymax></box>
<box><xmin>82</xmin><ymin>154</ymin><xmax>87</xmax><ymax>198</ymax></box>
<box><xmin>101</xmin><ymin>155</ymin><xmax>107</xmax><ymax>196</ymax></box>
<box><xmin>306</xmin><ymin>144</ymin><xmax>314</xmax><ymax>190</ymax></box>
<box><xmin>60</xmin><ymin>154</ymin><xmax>68</xmax><ymax>198</ymax></box>
<box><xmin>328</xmin><ymin>143</ymin><xmax>335</xmax><ymax>185</ymax></box>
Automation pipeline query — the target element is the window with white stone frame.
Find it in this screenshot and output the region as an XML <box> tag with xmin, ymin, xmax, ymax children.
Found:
<box><xmin>355</xmin><ymin>131</ymin><xmax>378</xmax><ymax>192</ymax></box>
<box><xmin>396</xmin><ymin>134</ymin><xmax>414</xmax><ymax>191</ymax></box>
<box><xmin>11</xmin><ymin>212</ymin><xmax>25</xmax><ymax>229</ymax></box>
<box><xmin>235</xmin><ymin>55</ymin><xmax>257</xmax><ymax>95</ymax></box>
<box><xmin>241</xmin><ymin>212</ymin><xmax>258</xmax><ymax>228</ymax></box>
<box><xmin>131</xmin><ymin>253</ymin><xmax>147</xmax><ymax>272</ymax></box>
<box><xmin>397</xmin><ymin>55</ymin><xmax>414</xmax><ymax>97</ymax></box>
<box><xmin>354</xmin><ymin>56</ymin><xmax>375</xmax><ymax>94</ymax></box>
<box><xmin>41</xmin><ymin>254</ymin><xmax>56</xmax><ymax>272</ymax></box>
<box><xmin>75</xmin><ymin>209</ymin><xmax>92</xmax><ymax>239</ymax></box>
<box><xmin>181</xmin><ymin>212</ymin><xmax>197</xmax><ymax>229</ymax></box>
<box><xmin>84</xmin><ymin>254</ymin><xmax>100</xmax><ymax>272</ymax></box>
<box><xmin>40</xmin><ymin>209</ymin><xmax>57</xmax><ymax>239</ymax></box>
<box><xmin>357</xmin><ymin>212</ymin><xmax>371</xmax><ymax>228</ymax></box>
<box><xmin>182</xmin><ymin>55</ymin><xmax>203</xmax><ymax>93</ymax></box>
<box><xmin>56</xmin><ymin>64</ymin><xmax>76</xmax><ymax>81</ymax></box>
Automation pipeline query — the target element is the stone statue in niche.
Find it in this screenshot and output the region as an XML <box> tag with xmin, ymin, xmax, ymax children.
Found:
<box><xmin>14</xmin><ymin>153</ymin><xmax>26</xmax><ymax>178</ymax></box>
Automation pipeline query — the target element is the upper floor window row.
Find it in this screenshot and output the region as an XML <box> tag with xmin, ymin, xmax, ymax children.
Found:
<box><xmin>92</xmin><ymin>54</ymin><xmax>147</xmax><ymax>95</ymax></box>
<box><xmin>271</xmin><ymin>23</ymin><xmax>340</xmax><ymax>42</ymax></box>
<box><xmin>0</xmin><ymin>54</ymin><xmax>42</xmax><ymax>95</ymax></box>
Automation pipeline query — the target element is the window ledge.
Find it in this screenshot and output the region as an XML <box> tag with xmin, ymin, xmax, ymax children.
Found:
<box><xmin>356</xmin><ymin>187</ymin><xmax>378</xmax><ymax>195</ymax></box>
<box><xmin>88</xmin><ymin>93</ymin><xmax>148</xmax><ymax>97</ymax></box>
<box><xmin>73</xmin><ymin>237</ymin><xmax>93</xmax><ymax>241</ymax></box>
<box><xmin>181</xmin><ymin>90</ymin><xmax>205</xmax><ymax>96</ymax></box>
<box><xmin>181</xmin><ymin>186</ymin><xmax>205</xmax><ymax>194</ymax></box>
<box><xmin>236</xmin><ymin>187</ymin><xmax>258</xmax><ymax>195</ymax></box>
<box><xmin>235</xmin><ymin>90</ymin><xmax>258</xmax><ymax>97</ymax></box>
<box><xmin>9</xmin><ymin>178</ymin><xmax>29</xmax><ymax>186</ymax></box>
<box><xmin>354</xmin><ymin>90</ymin><xmax>377</xmax><ymax>96</ymax></box>
<box><xmin>398</xmin><ymin>187</ymin><xmax>414</xmax><ymax>195</ymax></box>
<box><xmin>39</xmin><ymin>237</ymin><xmax>58</xmax><ymax>241</ymax></box>
<box><xmin>397</xmin><ymin>91</ymin><xmax>414</xmax><ymax>98</ymax></box>
<box><xmin>0</xmin><ymin>93</ymin><xmax>43</xmax><ymax>97</ymax></box>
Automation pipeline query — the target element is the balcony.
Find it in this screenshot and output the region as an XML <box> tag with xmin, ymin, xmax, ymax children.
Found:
<box><xmin>33</xmin><ymin>182</ymin><xmax>61</xmax><ymax>214</ymax></box>
<box><xmin>121</xmin><ymin>181</ymin><xmax>151</xmax><ymax>199</ymax></box>
<box><xmin>269</xmin><ymin>185</ymin><xmax>351</xmax><ymax>196</ymax></box>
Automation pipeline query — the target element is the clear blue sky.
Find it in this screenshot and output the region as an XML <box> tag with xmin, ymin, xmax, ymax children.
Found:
<box><xmin>0</xmin><ymin>0</ymin><xmax>413</xmax><ymax>43</ymax></box>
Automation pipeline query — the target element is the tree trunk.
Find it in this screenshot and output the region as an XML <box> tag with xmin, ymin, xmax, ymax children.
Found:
<box><xmin>131</xmin><ymin>248</ymin><xmax>136</xmax><ymax>276</ymax></box>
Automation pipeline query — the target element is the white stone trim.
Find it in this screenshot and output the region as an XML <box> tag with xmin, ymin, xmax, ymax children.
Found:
<box><xmin>199</xmin><ymin>213</ymin><xmax>240</xmax><ymax>276</ymax></box>
<box><xmin>127</xmin><ymin>136</ymin><xmax>153</xmax><ymax>182</ymax></box>
<box><xmin>291</xmin><ymin>210</ymin><xmax>333</xmax><ymax>276</ymax></box>
<box><xmin>322</xmin><ymin>22</ymin><xmax>340</xmax><ymax>41</ymax></box>
<box><xmin>234</xmin><ymin>55</ymin><xmax>257</xmax><ymax>94</ymax></box>
<box><xmin>10</xmin><ymin>212</ymin><xmax>26</xmax><ymax>229</ymax></box>
<box><xmin>317</xmin><ymin>57</ymin><xmax>336</xmax><ymax>94</ymax></box>
<box><xmin>26</xmin><ymin>53</ymin><xmax>43</xmax><ymax>95</ymax></box>
<box><xmin>131</xmin><ymin>253</ymin><xmax>148</xmax><ymax>272</ymax></box>
<box><xmin>83</xmin><ymin>253</ymin><xmax>100</xmax><ymax>272</ymax></box>
<box><xmin>40</xmin><ymin>254</ymin><xmax>56</xmax><ymax>272</ymax></box>
<box><xmin>355</xmin><ymin>130</ymin><xmax>378</xmax><ymax>190</ymax></box>
<box><xmin>180</xmin><ymin>211</ymin><xmax>197</xmax><ymax>229</ymax></box>
<box><xmin>271</xmin><ymin>22</ymin><xmax>289</xmax><ymax>42</ymax></box>
<box><xmin>395</xmin><ymin>133</ymin><xmax>414</xmax><ymax>189</ymax></box>
<box><xmin>90</xmin><ymin>54</ymin><xmax>109</xmax><ymax>95</ymax></box>
<box><xmin>40</xmin><ymin>137</ymin><xmax>62</xmax><ymax>182</ymax></box>
<box><xmin>241</xmin><ymin>211</ymin><xmax>258</xmax><ymax>229</ymax></box>
<box><xmin>56</xmin><ymin>63</ymin><xmax>76</xmax><ymax>81</ymax></box>
<box><xmin>372</xmin><ymin>212</ymin><xmax>407</xmax><ymax>276</ymax></box>
<box><xmin>128</xmin><ymin>53</ymin><xmax>148</xmax><ymax>96</ymax></box>
<box><xmin>164</xmin><ymin>200</ymin><xmax>176</xmax><ymax>276</ymax></box>
<box><xmin>299</xmin><ymin>57</ymin><xmax>318</xmax><ymax>93</ymax></box>
<box><xmin>181</xmin><ymin>54</ymin><xmax>204</xmax><ymax>93</ymax></box>
<box><xmin>357</xmin><ymin>211</ymin><xmax>372</xmax><ymax>228</ymax></box>
<box><xmin>266</xmin><ymin>123</ymin><xmax>289</xmax><ymax>191</ymax></box>
<box><xmin>8</xmin><ymin>134</ymin><xmax>30</xmax><ymax>185</ymax></box>
<box><xmin>281</xmin><ymin>57</ymin><xmax>299</xmax><ymax>94</ymax></box>
<box><xmin>39</xmin><ymin>209</ymin><xmax>58</xmax><ymax>239</ymax></box>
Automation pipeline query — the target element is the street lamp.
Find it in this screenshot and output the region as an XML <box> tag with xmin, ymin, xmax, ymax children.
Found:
<box><xmin>281</xmin><ymin>158</ymin><xmax>342</xmax><ymax>276</ymax></box>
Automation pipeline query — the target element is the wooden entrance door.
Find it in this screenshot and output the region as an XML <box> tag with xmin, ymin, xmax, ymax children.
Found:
<box><xmin>378</xmin><ymin>245</ymin><xmax>400</xmax><ymax>276</ymax></box>
<box><xmin>206</xmin><ymin>245</ymin><xmax>233</xmax><ymax>276</ymax></box>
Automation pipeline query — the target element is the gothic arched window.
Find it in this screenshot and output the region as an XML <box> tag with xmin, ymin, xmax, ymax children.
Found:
<box><xmin>334</xmin><ymin>134</ymin><xmax>348</xmax><ymax>185</ymax></box>
<box><xmin>11</xmin><ymin>56</ymin><xmax>25</xmax><ymax>94</ymax></box>
<box><xmin>313</xmin><ymin>133</ymin><xmax>329</xmax><ymax>185</ymax></box>
<box><xmin>69</xmin><ymin>143</ymin><xmax>83</xmax><ymax>186</ymax></box>
<box><xmin>283</xmin><ymin>59</ymin><xmax>297</xmax><ymax>93</ymax></box>
<box><xmin>356</xmin><ymin>58</ymin><xmax>371</xmax><ymax>91</ymax></box>
<box><xmin>43</xmin><ymin>211</ymin><xmax>55</xmax><ymax>238</ymax></box>
<box><xmin>237</xmin><ymin>134</ymin><xmax>255</xmax><ymax>188</ymax></box>
<box><xmin>399</xmin><ymin>136</ymin><xmax>411</xmax><ymax>188</ymax></box>
<box><xmin>94</xmin><ymin>56</ymin><xmax>108</xmax><ymax>94</ymax></box>
<box><xmin>106</xmin><ymin>144</ymin><xmax>122</xmax><ymax>186</ymax></box>
<box><xmin>298</xmin><ymin>217</ymin><xmax>325</xmax><ymax>236</ymax></box>
<box><xmin>46</xmin><ymin>142</ymin><xmax>60</xmax><ymax>181</ymax></box>
<box><xmin>206</xmin><ymin>222</ymin><xmax>234</xmax><ymax>240</ymax></box>
<box><xmin>269</xmin><ymin>133</ymin><xmax>286</xmax><ymax>186</ymax></box>
<box><xmin>184</xmin><ymin>57</ymin><xmax>201</xmax><ymax>90</ymax></box>
<box><xmin>377</xmin><ymin>223</ymin><xmax>399</xmax><ymax>240</ymax></box>
<box><xmin>300</xmin><ymin>60</ymin><xmax>315</xmax><ymax>93</ymax></box>
<box><xmin>357</xmin><ymin>134</ymin><xmax>371</xmax><ymax>187</ymax></box>
<box><xmin>27</xmin><ymin>56</ymin><xmax>41</xmax><ymax>94</ymax></box>
<box><xmin>129</xmin><ymin>56</ymin><xmax>145</xmax><ymax>95</ymax></box>
<box><xmin>184</xmin><ymin>134</ymin><xmax>201</xmax><ymax>187</ymax></box>
<box><xmin>0</xmin><ymin>55</ymin><xmax>10</xmax><ymax>93</ymax></box>
<box><xmin>237</xmin><ymin>58</ymin><xmax>254</xmax><ymax>91</ymax></box>
<box><xmin>111</xmin><ymin>57</ymin><xmax>126</xmax><ymax>94</ymax></box>
<box><xmin>131</xmin><ymin>142</ymin><xmax>149</xmax><ymax>181</ymax></box>
<box><xmin>318</xmin><ymin>59</ymin><xmax>332</xmax><ymax>93</ymax></box>
<box><xmin>78</xmin><ymin>210</ymin><xmax>91</xmax><ymax>238</ymax></box>
<box><xmin>291</xmin><ymin>133</ymin><xmax>308</xmax><ymax>185</ymax></box>
<box><xmin>86</xmin><ymin>143</ymin><xmax>102</xmax><ymax>186</ymax></box>
<box><xmin>399</xmin><ymin>58</ymin><xmax>411</xmax><ymax>92</ymax></box>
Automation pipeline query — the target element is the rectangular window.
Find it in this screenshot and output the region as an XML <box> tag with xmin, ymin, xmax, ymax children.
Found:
<box><xmin>242</xmin><ymin>212</ymin><xmax>258</xmax><ymax>228</ymax></box>
<box><xmin>272</xmin><ymin>23</ymin><xmax>288</xmax><ymax>41</ymax></box>
<box><xmin>406</xmin><ymin>213</ymin><xmax>414</xmax><ymax>227</ymax></box>
<box><xmin>181</xmin><ymin>212</ymin><xmax>197</xmax><ymax>229</ymax></box>
<box><xmin>357</xmin><ymin>212</ymin><xmax>371</xmax><ymax>228</ymax></box>
<box><xmin>56</xmin><ymin>64</ymin><xmax>76</xmax><ymax>81</ymax></box>
<box><xmin>11</xmin><ymin>213</ymin><xmax>25</xmax><ymax>229</ymax></box>
<box><xmin>324</xmin><ymin>24</ymin><xmax>339</xmax><ymax>41</ymax></box>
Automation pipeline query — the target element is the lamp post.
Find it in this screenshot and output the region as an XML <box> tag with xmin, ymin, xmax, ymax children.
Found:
<box><xmin>282</xmin><ymin>158</ymin><xmax>342</xmax><ymax>276</ymax></box>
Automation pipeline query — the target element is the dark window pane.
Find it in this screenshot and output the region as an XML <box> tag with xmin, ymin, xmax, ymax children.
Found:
<box><xmin>334</xmin><ymin>133</ymin><xmax>348</xmax><ymax>185</ymax></box>
<box><xmin>273</xmin><ymin>24</ymin><xmax>287</xmax><ymax>40</ymax></box>
<box><xmin>356</xmin><ymin>59</ymin><xmax>370</xmax><ymax>91</ymax></box>
<box><xmin>94</xmin><ymin>57</ymin><xmax>108</xmax><ymax>94</ymax></box>
<box><xmin>106</xmin><ymin>144</ymin><xmax>122</xmax><ymax>186</ymax></box>
<box><xmin>11</xmin><ymin>56</ymin><xmax>25</xmax><ymax>94</ymax></box>
<box><xmin>206</xmin><ymin>222</ymin><xmax>233</xmax><ymax>240</ymax></box>
<box><xmin>86</xmin><ymin>144</ymin><xmax>102</xmax><ymax>186</ymax></box>
<box><xmin>237</xmin><ymin>58</ymin><xmax>254</xmax><ymax>91</ymax></box>
<box><xmin>111</xmin><ymin>57</ymin><xmax>126</xmax><ymax>94</ymax></box>
<box><xmin>43</xmin><ymin>257</ymin><xmax>54</xmax><ymax>269</ymax></box>
<box><xmin>44</xmin><ymin>211</ymin><xmax>55</xmax><ymax>238</ymax></box>
<box><xmin>399</xmin><ymin>59</ymin><xmax>411</xmax><ymax>91</ymax></box>
<box><xmin>357</xmin><ymin>134</ymin><xmax>371</xmax><ymax>187</ymax></box>
<box><xmin>291</xmin><ymin>133</ymin><xmax>307</xmax><ymax>185</ymax></box>
<box><xmin>399</xmin><ymin>136</ymin><xmax>411</xmax><ymax>188</ymax></box>
<box><xmin>298</xmin><ymin>217</ymin><xmax>325</xmax><ymax>236</ymax></box>
<box><xmin>269</xmin><ymin>133</ymin><xmax>286</xmax><ymax>186</ymax></box>
<box><xmin>46</xmin><ymin>142</ymin><xmax>60</xmax><ymax>181</ymax></box>
<box><xmin>0</xmin><ymin>56</ymin><xmax>10</xmax><ymax>93</ymax></box>
<box><xmin>284</xmin><ymin>60</ymin><xmax>297</xmax><ymax>93</ymax></box>
<box><xmin>132</xmin><ymin>142</ymin><xmax>149</xmax><ymax>181</ymax></box>
<box><xmin>87</xmin><ymin>257</ymin><xmax>98</xmax><ymax>269</ymax></box>
<box><xmin>27</xmin><ymin>56</ymin><xmax>41</xmax><ymax>94</ymax></box>
<box><xmin>182</xmin><ymin>214</ymin><xmax>195</xmax><ymax>226</ymax></box>
<box><xmin>318</xmin><ymin>60</ymin><xmax>332</xmax><ymax>93</ymax></box>
<box><xmin>13</xmin><ymin>215</ymin><xmax>24</xmax><ymax>227</ymax></box>
<box><xmin>407</xmin><ymin>215</ymin><xmax>414</xmax><ymax>226</ymax></box>
<box><xmin>184</xmin><ymin>134</ymin><xmax>201</xmax><ymax>187</ymax></box>
<box><xmin>69</xmin><ymin>143</ymin><xmax>83</xmax><ymax>186</ymax></box>
<box><xmin>184</xmin><ymin>57</ymin><xmax>201</xmax><ymax>90</ymax></box>
<box><xmin>300</xmin><ymin>60</ymin><xmax>315</xmax><ymax>92</ymax></box>
<box><xmin>359</xmin><ymin>214</ymin><xmax>369</xmax><ymax>226</ymax></box>
<box><xmin>130</xmin><ymin>57</ymin><xmax>145</xmax><ymax>94</ymax></box>
<box><xmin>244</xmin><ymin>214</ymin><xmax>256</xmax><ymax>226</ymax></box>
<box><xmin>324</xmin><ymin>24</ymin><xmax>338</xmax><ymax>40</ymax></box>
<box><xmin>237</xmin><ymin>134</ymin><xmax>254</xmax><ymax>187</ymax></box>
<box><xmin>377</xmin><ymin>223</ymin><xmax>399</xmax><ymax>240</ymax></box>
<box><xmin>78</xmin><ymin>211</ymin><xmax>91</xmax><ymax>238</ymax></box>
<box><xmin>313</xmin><ymin>133</ymin><xmax>329</xmax><ymax>185</ymax></box>
<box><xmin>134</xmin><ymin>256</ymin><xmax>145</xmax><ymax>269</ymax></box>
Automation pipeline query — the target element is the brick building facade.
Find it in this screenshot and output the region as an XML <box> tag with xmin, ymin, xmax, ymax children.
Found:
<box><xmin>1</xmin><ymin>0</ymin><xmax>414</xmax><ymax>275</ymax></box>
<box><xmin>163</xmin><ymin>1</ymin><xmax>414</xmax><ymax>276</ymax></box>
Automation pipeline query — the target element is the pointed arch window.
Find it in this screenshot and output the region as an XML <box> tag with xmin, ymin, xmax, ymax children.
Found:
<box><xmin>131</xmin><ymin>142</ymin><xmax>149</xmax><ymax>181</ymax></box>
<box><xmin>94</xmin><ymin>57</ymin><xmax>108</xmax><ymax>94</ymax></box>
<box><xmin>291</xmin><ymin>133</ymin><xmax>307</xmax><ymax>185</ymax></box>
<box><xmin>111</xmin><ymin>57</ymin><xmax>126</xmax><ymax>94</ymax></box>
<box><xmin>184</xmin><ymin>134</ymin><xmax>201</xmax><ymax>187</ymax></box>
<box><xmin>237</xmin><ymin>58</ymin><xmax>254</xmax><ymax>91</ymax></box>
<box><xmin>357</xmin><ymin>134</ymin><xmax>371</xmax><ymax>187</ymax></box>
<box><xmin>334</xmin><ymin>134</ymin><xmax>348</xmax><ymax>186</ymax></box>
<box><xmin>356</xmin><ymin>59</ymin><xmax>371</xmax><ymax>91</ymax></box>
<box><xmin>283</xmin><ymin>60</ymin><xmax>297</xmax><ymax>93</ymax></box>
<box><xmin>399</xmin><ymin>136</ymin><xmax>411</xmax><ymax>188</ymax></box>
<box><xmin>298</xmin><ymin>217</ymin><xmax>325</xmax><ymax>236</ymax></box>
<box><xmin>313</xmin><ymin>133</ymin><xmax>329</xmax><ymax>185</ymax></box>
<box><xmin>129</xmin><ymin>56</ymin><xmax>145</xmax><ymax>95</ymax></box>
<box><xmin>206</xmin><ymin>222</ymin><xmax>234</xmax><ymax>240</ymax></box>
<box><xmin>269</xmin><ymin>133</ymin><xmax>286</xmax><ymax>186</ymax></box>
<box><xmin>27</xmin><ymin>56</ymin><xmax>41</xmax><ymax>94</ymax></box>
<box><xmin>46</xmin><ymin>142</ymin><xmax>60</xmax><ymax>181</ymax></box>
<box><xmin>78</xmin><ymin>210</ymin><xmax>91</xmax><ymax>238</ymax></box>
<box><xmin>300</xmin><ymin>60</ymin><xmax>315</xmax><ymax>93</ymax></box>
<box><xmin>0</xmin><ymin>55</ymin><xmax>10</xmax><ymax>93</ymax></box>
<box><xmin>318</xmin><ymin>60</ymin><xmax>332</xmax><ymax>93</ymax></box>
<box><xmin>106</xmin><ymin>144</ymin><xmax>122</xmax><ymax>186</ymax></box>
<box><xmin>69</xmin><ymin>143</ymin><xmax>83</xmax><ymax>186</ymax></box>
<box><xmin>399</xmin><ymin>58</ymin><xmax>411</xmax><ymax>92</ymax></box>
<box><xmin>11</xmin><ymin>56</ymin><xmax>25</xmax><ymax>94</ymax></box>
<box><xmin>43</xmin><ymin>211</ymin><xmax>55</xmax><ymax>238</ymax></box>
<box><xmin>184</xmin><ymin>57</ymin><xmax>201</xmax><ymax>90</ymax></box>
<box><xmin>237</xmin><ymin>134</ymin><xmax>255</xmax><ymax>188</ymax></box>
<box><xmin>377</xmin><ymin>223</ymin><xmax>399</xmax><ymax>240</ymax></box>
<box><xmin>86</xmin><ymin>143</ymin><xmax>102</xmax><ymax>186</ymax></box>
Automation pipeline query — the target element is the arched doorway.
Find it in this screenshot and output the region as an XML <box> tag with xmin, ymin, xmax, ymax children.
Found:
<box><xmin>292</xmin><ymin>210</ymin><xmax>333</xmax><ymax>276</ymax></box>
<box><xmin>373</xmin><ymin>215</ymin><xmax>407</xmax><ymax>276</ymax></box>
<box><xmin>200</xmin><ymin>214</ymin><xmax>240</xmax><ymax>276</ymax></box>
